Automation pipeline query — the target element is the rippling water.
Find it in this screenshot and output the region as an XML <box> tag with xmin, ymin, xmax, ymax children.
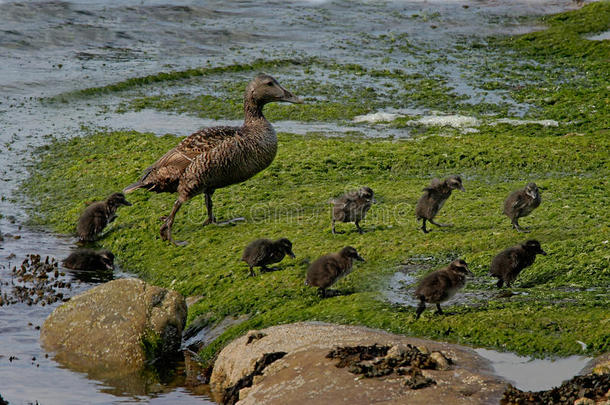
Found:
<box><xmin>0</xmin><ymin>1</ymin><xmax>582</xmax><ymax>403</ymax></box>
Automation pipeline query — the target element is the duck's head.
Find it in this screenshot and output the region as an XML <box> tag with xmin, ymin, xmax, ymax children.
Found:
<box><xmin>523</xmin><ymin>239</ymin><xmax>547</xmax><ymax>256</ymax></box>
<box><xmin>247</xmin><ymin>74</ymin><xmax>303</xmax><ymax>105</ymax></box>
<box><xmin>525</xmin><ymin>182</ymin><xmax>539</xmax><ymax>199</ymax></box>
<box><xmin>99</xmin><ymin>249</ymin><xmax>115</xmax><ymax>270</ymax></box>
<box><xmin>447</xmin><ymin>175</ymin><xmax>465</xmax><ymax>192</ymax></box>
<box><xmin>106</xmin><ymin>192</ymin><xmax>132</xmax><ymax>208</ymax></box>
<box><xmin>358</xmin><ymin>186</ymin><xmax>376</xmax><ymax>203</ymax></box>
<box><xmin>449</xmin><ymin>259</ymin><xmax>472</xmax><ymax>276</ymax></box>
<box><xmin>276</xmin><ymin>237</ymin><xmax>296</xmax><ymax>258</ymax></box>
<box><xmin>340</xmin><ymin>246</ymin><xmax>365</xmax><ymax>262</ymax></box>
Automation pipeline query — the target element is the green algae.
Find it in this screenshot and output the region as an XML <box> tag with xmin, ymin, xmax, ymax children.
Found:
<box><xmin>23</xmin><ymin>130</ymin><xmax>609</xmax><ymax>362</ymax></box>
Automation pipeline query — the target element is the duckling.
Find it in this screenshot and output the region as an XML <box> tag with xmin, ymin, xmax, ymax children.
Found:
<box><xmin>415</xmin><ymin>175</ymin><xmax>465</xmax><ymax>233</ymax></box>
<box><xmin>331</xmin><ymin>186</ymin><xmax>376</xmax><ymax>234</ymax></box>
<box><xmin>490</xmin><ymin>239</ymin><xmax>547</xmax><ymax>288</ymax></box>
<box><xmin>123</xmin><ymin>74</ymin><xmax>302</xmax><ymax>245</ymax></box>
<box><xmin>503</xmin><ymin>182</ymin><xmax>541</xmax><ymax>232</ymax></box>
<box><xmin>63</xmin><ymin>249</ymin><xmax>115</xmax><ymax>271</ymax></box>
<box><xmin>242</xmin><ymin>237</ymin><xmax>295</xmax><ymax>276</ymax></box>
<box><xmin>76</xmin><ymin>192</ymin><xmax>132</xmax><ymax>242</ymax></box>
<box><xmin>414</xmin><ymin>259</ymin><xmax>472</xmax><ymax>319</ymax></box>
<box><xmin>305</xmin><ymin>246</ymin><xmax>364</xmax><ymax>297</ymax></box>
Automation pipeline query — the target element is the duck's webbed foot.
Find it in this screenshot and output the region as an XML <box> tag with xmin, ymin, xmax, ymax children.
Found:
<box><xmin>355</xmin><ymin>221</ymin><xmax>364</xmax><ymax>234</ymax></box>
<box><xmin>215</xmin><ymin>217</ymin><xmax>246</xmax><ymax>226</ymax></box>
<box><xmin>512</xmin><ymin>220</ymin><xmax>529</xmax><ymax>233</ymax></box>
<box><xmin>434</xmin><ymin>303</ymin><xmax>444</xmax><ymax>315</ymax></box>
<box><xmin>202</xmin><ymin>216</ymin><xmax>217</xmax><ymax>226</ymax></box>
<box><xmin>160</xmin><ymin>222</ymin><xmax>188</xmax><ymax>246</ymax></box>
<box><xmin>415</xmin><ymin>301</ymin><xmax>426</xmax><ymax>320</ymax></box>
<box><xmin>421</xmin><ymin>219</ymin><xmax>430</xmax><ymax>234</ymax></box>
<box><xmin>430</xmin><ymin>219</ymin><xmax>452</xmax><ymax>227</ymax></box>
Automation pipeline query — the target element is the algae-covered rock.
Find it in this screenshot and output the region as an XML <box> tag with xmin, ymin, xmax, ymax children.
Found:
<box><xmin>41</xmin><ymin>278</ymin><xmax>186</xmax><ymax>373</ymax></box>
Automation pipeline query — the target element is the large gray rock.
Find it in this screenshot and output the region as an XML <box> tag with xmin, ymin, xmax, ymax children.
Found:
<box><xmin>41</xmin><ymin>278</ymin><xmax>187</xmax><ymax>373</ymax></box>
<box><xmin>211</xmin><ymin>322</ymin><xmax>507</xmax><ymax>405</ymax></box>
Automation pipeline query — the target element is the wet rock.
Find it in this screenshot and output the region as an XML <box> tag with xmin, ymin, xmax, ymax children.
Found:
<box><xmin>0</xmin><ymin>393</ymin><xmax>8</xmax><ymax>405</ymax></box>
<box><xmin>500</xmin><ymin>373</ymin><xmax>610</xmax><ymax>404</ymax></box>
<box><xmin>41</xmin><ymin>278</ymin><xmax>186</xmax><ymax>374</ymax></box>
<box><xmin>430</xmin><ymin>351</ymin><xmax>451</xmax><ymax>370</ymax></box>
<box><xmin>210</xmin><ymin>322</ymin><xmax>507</xmax><ymax>405</ymax></box>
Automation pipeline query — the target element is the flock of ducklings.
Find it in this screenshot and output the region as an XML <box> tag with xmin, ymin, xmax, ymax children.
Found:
<box><xmin>63</xmin><ymin>74</ymin><xmax>547</xmax><ymax>319</ymax></box>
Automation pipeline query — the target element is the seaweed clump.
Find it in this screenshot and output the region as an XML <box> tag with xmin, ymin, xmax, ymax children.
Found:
<box><xmin>326</xmin><ymin>343</ymin><xmax>452</xmax><ymax>389</ymax></box>
<box><xmin>501</xmin><ymin>373</ymin><xmax>610</xmax><ymax>405</ymax></box>
<box><xmin>0</xmin><ymin>254</ymin><xmax>71</xmax><ymax>306</ymax></box>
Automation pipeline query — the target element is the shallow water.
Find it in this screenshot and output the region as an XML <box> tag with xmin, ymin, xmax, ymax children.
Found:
<box><xmin>0</xmin><ymin>0</ymin><xmax>592</xmax><ymax>403</ymax></box>
<box><xmin>475</xmin><ymin>348</ymin><xmax>591</xmax><ymax>392</ymax></box>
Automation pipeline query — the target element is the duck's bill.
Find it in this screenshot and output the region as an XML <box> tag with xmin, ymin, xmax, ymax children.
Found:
<box><xmin>356</xmin><ymin>255</ymin><xmax>365</xmax><ymax>262</ymax></box>
<box><xmin>281</xmin><ymin>90</ymin><xmax>303</xmax><ymax>104</ymax></box>
<box><xmin>288</xmin><ymin>250</ymin><xmax>296</xmax><ymax>258</ymax></box>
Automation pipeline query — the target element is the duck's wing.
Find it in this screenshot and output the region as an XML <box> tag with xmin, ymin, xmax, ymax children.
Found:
<box><xmin>423</xmin><ymin>178</ymin><xmax>442</xmax><ymax>192</ymax></box>
<box><xmin>125</xmin><ymin>126</ymin><xmax>239</xmax><ymax>193</ymax></box>
<box><xmin>509</xmin><ymin>191</ymin><xmax>529</xmax><ymax>212</ymax></box>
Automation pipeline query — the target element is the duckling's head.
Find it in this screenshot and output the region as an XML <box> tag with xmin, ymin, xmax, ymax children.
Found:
<box><xmin>525</xmin><ymin>182</ymin><xmax>539</xmax><ymax>199</ymax></box>
<box><xmin>447</xmin><ymin>175</ymin><xmax>465</xmax><ymax>192</ymax></box>
<box><xmin>247</xmin><ymin>74</ymin><xmax>303</xmax><ymax>105</ymax></box>
<box><xmin>340</xmin><ymin>246</ymin><xmax>365</xmax><ymax>262</ymax></box>
<box><xmin>523</xmin><ymin>239</ymin><xmax>547</xmax><ymax>256</ymax></box>
<box><xmin>106</xmin><ymin>192</ymin><xmax>132</xmax><ymax>208</ymax></box>
<box><xmin>358</xmin><ymin>186</ymin><xmax>376</xmax><ymax>203</ymax></box>
<box><xmin>99</xmin><ymin>249</ymin><xmax>115</xmax><ymax>270</ymax></box>
<box><xmin>276</xmin><ymin>237</ymin><xmax>296</xmax><ymax>258</ymax></box>
<box><xmin>449</xmin><ymin>259</ymin><xmax>472</xmax><ymax>276</ymax></box>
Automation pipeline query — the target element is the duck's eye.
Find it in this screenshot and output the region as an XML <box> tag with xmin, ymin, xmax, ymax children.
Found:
<box><xmin>266</xmin><ymin>81</ymin><xmax>274</xmax><ymax>86</ymax></box>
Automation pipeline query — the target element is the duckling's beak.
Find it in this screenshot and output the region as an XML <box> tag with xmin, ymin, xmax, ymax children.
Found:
<box><xmin>355</xmin><ymin>255</ymin><xmax>365</xmax><ymax>262</ymax></box>
<box><xmin>121</xmin><ymin>198</ymin><xmax>132</xmax><ymax>206</ymax></box>
<box><xmin>539</xmin><ymin>249</ymin><xmax>547</xmax><ymax>256</ymax></box>
<box><xmin>288</xmin><ymin>250</ymin><xmax>296</xmax><ymax>259</ymax></box>
<box><xmin>371</xmin><ymin>197</ymin><xmax>378</xmax><ymax>203</ymax></box>
<box><xmin>280</xmin><ymin>88</ymin><xmax>303</xmax><ymax>104</ymax></box>
<box><xmin>459</xmin><ymin>185</ymin><xmax>465</xmax><ymax>192</ymax></box>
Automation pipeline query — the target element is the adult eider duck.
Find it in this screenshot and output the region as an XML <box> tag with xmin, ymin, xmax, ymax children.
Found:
<box><xmin>503</xmin><ymin>182</ymin><xmax>541</xmax><ymax>232</ymax></box>
<box><xmin>414</xmin><ymin>259</ymin><xmax>472</xmax><ymax>319</ymax></box>
<box><xmin>305</xmin><ymin>246</ymin><xmax>364</xmax><ymax>297</ymax></box>
<box><xmin>242</xmin><ymin>237</ymin><xmax>295</xmax><ymax>276</ymax></box>
<box><xmin>415</xmin><ymin>175</ymin><xmax>464</xmax><ymax>233</ymax></box>
<box><xmin>76</xmin><ymin>192</ymin><xmax>132</xmax><ymax>242</ymax></box>
<box><xmin>124</xmin><ymin>74</ymin><xmax>302</xmax><ymax>245</ymax></box>
<box><xmin>490</xmin><ymin>239</ymin><xmax>547</xmax><ymax>288</ymax></box>
<box><xmin>331</xmin><ymin>186</ymin><xmax>376</xmax><ymax>234</ymax></box>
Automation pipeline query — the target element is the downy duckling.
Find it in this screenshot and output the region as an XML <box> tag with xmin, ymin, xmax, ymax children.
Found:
<box><xmin>63</xmin><ymin>249</ymin><xmax>114</xmax><ymax>271</ymax></box>
<box><xmin>305</xmin><ymin>246</ymin><xmax>364</xmax><ymax>297</ymax></box>
<box><xmin>123</xmin><ymin>74</ymin><xmax>303</xmax><ymax>245</ymax></box>
<box><xmin>242</xmin><ymin>237</ymin><xmax>295</xmax><ymax>276</ymax></box>
<box><xmin>77</xmin><ymin>192</ymin><xmax>132</xmax><ymax>242</ymax></box>
<box><xmin>331</xmin><ymin>186</ymin><xmax>376</xmax><ymax>234</ymax></box>
<box><xmin>490</xmin><ymin>239</ymin><xmax>547</xmax><ymax>288</ymax></box>
<box><xmin>503</xmin><ymin>182</ymin><xmax>541</xmax><ymax>232</ymax></box>
<box><xmin>415</xmin><ymin>175</ymin><xmax>464</xmax><ymax>233</ymax></box>
<box><xmin>414</xmin><ymin>259</ymin><xmax>472</xmax><ymax>319</ymax></box>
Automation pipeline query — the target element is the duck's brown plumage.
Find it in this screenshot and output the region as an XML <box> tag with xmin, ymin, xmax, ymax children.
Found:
<box><xmin>331</xmin><ymin>186</ymin><xmax>375</xmax><ymax>234</ymax></box>
<box><xmin>415</xmin><ymin>175</ymin><xmax>464</xmax><ymax>233</ymax></box>
<box><xmin>63</xmin><ymin>249</ymin><xmax>114</xmax><ymax>271</ymax></box>
<box><xmin>305</xmin><ymin>246</ymin><xmax>364</xmax><ymax>297</ymax></box>
<box><xmin>503</xmin><ymin>182</ymin><xmax>541</xmax><ymax>232</ymax></box>
<box><xmin>242</xmin><ymin>237</ymin><xmax>295</xmax><ymax>276</ymax></box>
<box><xmin>76</xmin><ymin>192</ymin><xmax>131</xmax><ymax>242</ymax></box>
<box><xmin>414</xmin><ymin>259</ymin><xmax>472</xmax><ymax>319</ymax></box>
<box><xmin>490</xmin><ymin>240</ymin><xmax>546</xmax><ymax>288</ymax></box>
<box><xmin>124</xmin><ymin>74</ymin><xmax>302</xmax><ymax>245</ymax></box>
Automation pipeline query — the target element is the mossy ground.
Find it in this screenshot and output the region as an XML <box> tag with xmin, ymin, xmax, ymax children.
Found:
<box><xmin>24</xmin><ymin>4</ymin><xmax>609</xmax><ymax>362</ymax></box>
